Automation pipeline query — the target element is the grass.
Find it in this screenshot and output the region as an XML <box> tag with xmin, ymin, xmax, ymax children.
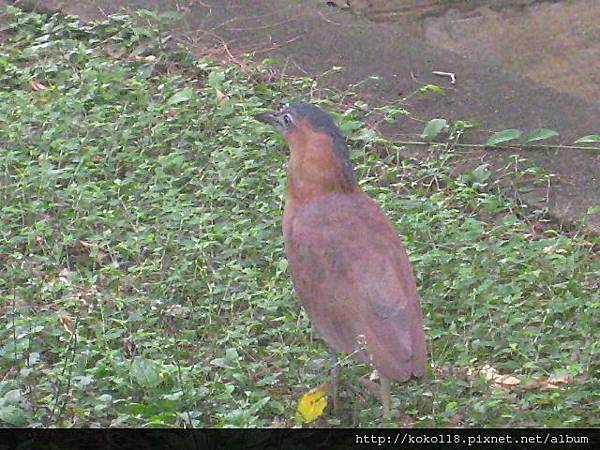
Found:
<box><xmin>0</xmin><ymin>8</ymin><xmax>598</xmax><ymax>427</ymax></box>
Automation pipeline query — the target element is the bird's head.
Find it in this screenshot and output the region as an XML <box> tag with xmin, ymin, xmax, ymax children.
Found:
<box><xmin>255</xmin><ymin>103</ymin><xmax>356</xmax><ymax>193</ymax></box>
<box><xmin>255</xmin><ymin>103</ymin><xmax>338</xmax><ymax>139</ymax></box>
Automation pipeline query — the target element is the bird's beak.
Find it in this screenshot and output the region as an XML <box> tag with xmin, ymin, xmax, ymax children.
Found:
<box><xmin>254</xmin><ymin>111</ymin><xmax>280</xmax><ymax>127</ymax></box>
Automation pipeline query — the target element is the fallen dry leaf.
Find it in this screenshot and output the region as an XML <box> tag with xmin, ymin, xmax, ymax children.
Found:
<box><xmin>29</xmin><ymin>80</ymin><xmax>48</xmax><ymax>91</ymax></box>
<box><xmin>215</xmin><ymin>88</ymin><xmax>227</xmax><ymax>105</ymax></box>
<box><xmin>78</xmin><ymin>240</ymin><xmax>97</xmax><ymax>249</ymax></box>
<box><xmin>398</xmin><ymin>412</ymin><xmax>415</xmax><ymax>427</ymax></box>
<box><xmin>135</xmin><ymin>55</ymin><xmax>156</xmax><ymax>62</ymax></box>
<box><xmin>548</xmin><ymin>375</ymin><xmax>573</xmax><ymax>385</ymax></box>
<box><xmin>449</xmin><ymin>414</ymin><xmax>463</xmax><ymax>427</ymax></box>
<box><xmin>295</xmin><ymin>384</ymin><xmax>329</xmax><ymax>424</ymax></box>
<box><xmin>495</xmin><ymin>374</ymin><xmax>521</xmax><ymax>387</ymax></box>
<box><xmin>471</xmin><ymin>364</ymin><xmax>521</xmax><ymax>388</ymax></box>
<box><xmin>525</xmin><ymin>375</ymin><xmax>574</xmax><ymax>390</ymax></box>
<box><xmin>59</xmin><ymin>315</ymin><xmax>74</xmax><ymax>335</ymax></box>
<box><xmin>472</xmin><ymin>364</ymin><xmax>574</xmax><ymax>391</ymax></box>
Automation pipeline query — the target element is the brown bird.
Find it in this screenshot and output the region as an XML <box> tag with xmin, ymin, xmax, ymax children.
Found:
<box><xmin>256</xmin><ymin>103</ymin><xmax>426</xmax><ymax>417</ymax></box>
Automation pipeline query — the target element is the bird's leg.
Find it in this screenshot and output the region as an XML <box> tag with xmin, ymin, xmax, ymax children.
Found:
<box><xmin>380</xmin><ymin>376</ymin><xmax>391</xmax><ymax>418</ymax></box>
<box><xmin>330</xmin><ymin>352</ymin><xmax>340</xmax><ymax>413</ymax></box>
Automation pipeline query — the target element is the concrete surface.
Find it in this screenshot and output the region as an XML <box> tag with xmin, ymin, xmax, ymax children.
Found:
<box><xmin>346</xmin><ymin>0</ymin><xmax>600</xmax><ymax>101</ymax></box>
<box><xmin>3</xmin><ymin>0</ymin><xmax>600</xmax><ymax>232</ymax></box>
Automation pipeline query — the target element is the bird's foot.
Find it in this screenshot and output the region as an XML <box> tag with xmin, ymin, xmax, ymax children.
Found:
<box><xmin>359</xmin><ymin>373</ymin><xmax>392</xmax><ymax>418</ymax></box>
<box><xmin>358</xmin><ymin>374</ymin><xmax>382</xmax><ymax>400</ymax></box>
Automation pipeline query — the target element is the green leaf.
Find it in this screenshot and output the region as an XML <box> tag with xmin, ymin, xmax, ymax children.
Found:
<box><xmin>224</xmin><ymin>348</ymin><xmax>240</xmax><ymax>365</ymax></box>
<box><xmin>338</xmin><ymin>120</ymin><xmax>363</xmax><ymax>136</ymax></box>
<box><xmin>574</xmin><ymin>135</ymin><xmax>600</xmax><ymax>143</ymax></box>
<box><xmin>276</xmin><ymin>259</ymin><xmax>288</xmax><ymax>272</ymax></box>
<box><xmin>0</xmin><ymin>405</ymin><xmax>28</xmax><ymax>427</ymax></box>
<box><xmin>587</xmin><ymin>205</ymin><xmax>600</xmax><ymax>215</ymax></box>
<box><xmin>158</xmin><ymin>11</ymin><xmax>181</xmax><ymax>21</ymax></box>
<box><xmin>210</xmin><ymin>348</ymin><xmax>241</xmax><ymax>369</ymax></box>
<box><xmin>167</xmin><ymin>87</ymin><xmax>193</xmax><ymax>105</ymax></box>
<box><xmin>249</xmin><ymin>396</ymin><xmax>271</xmax><ymax>414</ymax></box>
<box><xmin>523</xmin><ymin>128</ymin><xmax>559</xmax><ymax>143</ymax></box>
<box><xmin>486</xmin><ymin>129</ymin><xmax>522</xmax><ymax>146</ymax></box>
<box><xmin>421</xmin><ymin>119</ymin><xmax>447</xmax><ymax>140</ymax></box>
<box><xmin>418</xmin><ymin>84</ymin><xmax>445</xmax><ymax>95</ymax></box>
<box><xmin>356</xmin><ymin>127</ymin><xmax>380</xmax><ymax>142</ymax></box>
<box><xmin>471</xmin><ymin>164</ymin><xmax>491</xmax><ymax>184</ymax></box>
<box><xmin>130</xmin><ymin>357</ymin><xmax>161</xmax><ymax>388</ymax></box>
<box><xmin>5</xmin><ymin>5</ymin><xmax>20</xmax><ymax>14</ymax></box>
<box><xmin>208</xmin><ymin>70</ymin><xmax>225</xmax><ymax>89</ymax></box>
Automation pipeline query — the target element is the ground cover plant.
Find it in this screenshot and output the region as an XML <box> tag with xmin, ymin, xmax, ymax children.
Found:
<box><xmin>0</xmin><ymin>8</ymin><xmax>598</xmax><ymax>427</ymax></box>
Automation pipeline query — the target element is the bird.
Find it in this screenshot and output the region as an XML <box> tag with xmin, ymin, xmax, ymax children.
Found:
<box><xmin>255</xmin><ymin>103</ymin><xmax>426</xmax><ymax>417</ymax></box>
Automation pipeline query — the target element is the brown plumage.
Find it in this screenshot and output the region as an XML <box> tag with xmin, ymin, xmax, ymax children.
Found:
<box><xmin>256</xmin><ymin>103</ymin><xmax>426</xmax><ymax>416</ymax></box>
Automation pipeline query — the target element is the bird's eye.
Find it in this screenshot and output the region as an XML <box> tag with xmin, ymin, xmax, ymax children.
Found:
<box><xmin>282</xmin><ymin>113</ymin><xmax>293</xmax><ymax>127</ymax></box>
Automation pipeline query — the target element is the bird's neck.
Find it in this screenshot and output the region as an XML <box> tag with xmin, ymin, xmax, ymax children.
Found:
<box><xmin>286</xmin><ymin>141</ymin><xmax>357</xmax><ymax>205</ymax></box>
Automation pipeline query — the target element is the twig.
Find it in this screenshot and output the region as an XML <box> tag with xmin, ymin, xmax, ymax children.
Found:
<box><xmin>208</xmin><ymin>11</ymin><xmax>290</xmax><ymax>33</ymax></box>
<box><xmin>251</xmin><ymin>35</ymin><xmax>303</xmax><ymax>55</ymax></box>
<box><xmin>97</xmin><ymin>7</ymin><xmax>109</xmax><ymax>18</ymax></box>
<box><xmin>387</xmin><ymin>139</ymin><xmax>600</xmax><ymax>151</ymax></box>
<box><xmin>368</xmin><ymin>5</ymin><xmax>442</xmax><ymax>20</ymax></box>
<box><xmin>432</xmin><ymin>70</ymin><xmax>456</xmax><ymax>84</ymax></box>
<box><xmin>228</xmin><ymin>16</ymin><xmax>300</xmax><ymax>32</ymax></box>
<box><xmin>221</xmin><ymin>41</ymin><xmax>234</xmax><ymax>61</ymax></box>
<box><xmin>317</xmin><ymin>10</ymin><xmax>370</xmax><ymax>28</ymax></box>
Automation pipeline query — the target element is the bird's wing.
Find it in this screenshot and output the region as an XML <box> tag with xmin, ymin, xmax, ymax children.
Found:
<box><xmin>285</xmin><ymin>192</ymin><xmax>426</xmax><ymax>380</ymax></box>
